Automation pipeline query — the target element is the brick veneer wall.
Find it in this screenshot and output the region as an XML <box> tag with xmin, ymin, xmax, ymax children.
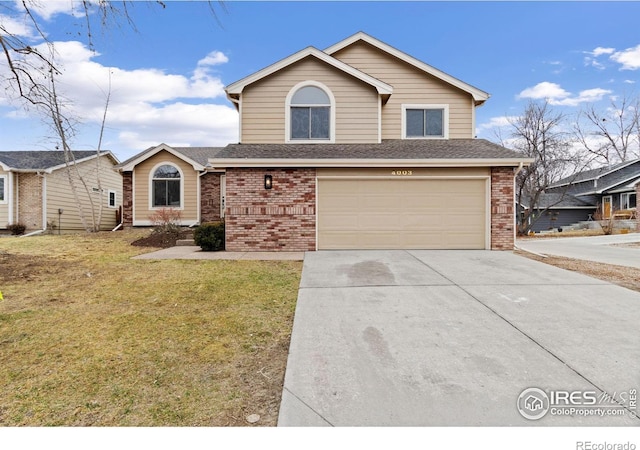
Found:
<box><xmin>122</xmin><ymin>172</ymin><xmax>133</xmax><ymax>227</ymax></box>
<box><xmin>491</xmin><ymin>166</ymin><xmax>516</xmax><ymax>250</ymax></box>
<box><xmin>200</xmin><ymin>172</ymin><xmax>222</xmax><ymax>223</ymax></box>
<box><xmin>17</xmin><ymin>173</ymin><xmax>43</xmax><ymax>230</ymax></box>
<box><xmin>225</xmin><ymin>168</ymin><xmax>316</xmax><ymax>251</ymax></box>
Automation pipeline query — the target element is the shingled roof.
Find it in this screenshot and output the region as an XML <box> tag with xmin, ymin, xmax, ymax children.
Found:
<box><xmin>0</xmin><ymin>151</ymin><xmax>114</xmax><ymax>171</ymax></box>
<box><xmin>115</xmin><ymin>145</ymin><xmax>224</xmax><ymax>171</ymax></box>
<box><xmin>212</xmin><ymin>139</ymin><xmax>526</xmax><ymax>165</ymax></box>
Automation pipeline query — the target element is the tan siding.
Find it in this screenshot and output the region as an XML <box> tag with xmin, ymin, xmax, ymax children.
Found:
<box><xmin>0</xmin><ymin>169</ymin><xmax>8</xmax><ymax>227</ymax></box>
<box><xmin>241</xmin><ymin>56</ymin><xmax>379</xmax><ymax>144</ymax></box>
<box><xmin>332</xmin><ymin>41</ymin><xmax>474</xmax><ymax>139</ymax></box>
<box><xmin>133</xmin><ymin>150</ymin><xmax>199</xmax><ymax>225</ymax></box>
<box><xmin>46</xmin><ymin>155</ymin><xmax>123</xmax><ymax>231</ymax></box>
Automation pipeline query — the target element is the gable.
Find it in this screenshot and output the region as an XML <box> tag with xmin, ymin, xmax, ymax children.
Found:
<box><xmin>325</xmin><ymin>32</ymin><xmax>489</xmax><ymax>104</ymax></box>
<box><xmin>241</xmin><ymin>56</ymin><xmax>381</xmax><ymax>144</ymax></box>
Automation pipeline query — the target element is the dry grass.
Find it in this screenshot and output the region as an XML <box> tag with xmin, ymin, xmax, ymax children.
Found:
<box><xmin>515</xmin><ymin>250</ymin><xmax>640</xmax><ymax>293</ymax></box>
<box><xmin>0</xmin><ymin>231</ymin><xmax>302</xmax><ymax>426</ymax></box>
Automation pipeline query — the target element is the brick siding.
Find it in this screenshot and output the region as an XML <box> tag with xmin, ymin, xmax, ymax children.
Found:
<box><xmin>225</xmin><ymin>168</ymin><xmax>316</xmax><ymax>251</ymax></box>
<box><xmin>490</xmin><ymin>166</ymin><xmax>516</xmax><ymax>250</ymax></box>
<box><xmin>200</xmin><ymin>172</ymin><xmax>222</xmax><ymax>223</ymax></box>
<box><xmin>17</xmin><ymin>173</ymin><xmax>43</xmax><ymax>230</ymax></box>
<box><xmin>122</xmin><ymin>172</ymin><xmax>133</xmax><ymax>227</ymax></box>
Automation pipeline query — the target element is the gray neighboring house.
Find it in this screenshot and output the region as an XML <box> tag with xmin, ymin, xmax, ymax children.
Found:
<box><xmin>0</xmin><ymin>151</ymin><xmax>122</xmax><ymax>232</ymax></box>
<box><xmin>525</xmin><ymin>158</ymin><xmax>640</xmax><ymax>232</ymax></box>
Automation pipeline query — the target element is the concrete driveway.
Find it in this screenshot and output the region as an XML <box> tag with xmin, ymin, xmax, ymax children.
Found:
<box><xmin>517</xmin><ymin>233</ymin><xmax>640</xmax><ymax>268</ymax></box>
<box><xmin>278</xmin><ymin>250</ymin><xmax>640</xmax><ymax>426</ymax></box>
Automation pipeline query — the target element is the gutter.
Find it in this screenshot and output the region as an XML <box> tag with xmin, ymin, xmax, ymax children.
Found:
<box><xmin>208</xmin><ymin>158</ymin><xmax>534</xmax><ymax>169</ymax></box>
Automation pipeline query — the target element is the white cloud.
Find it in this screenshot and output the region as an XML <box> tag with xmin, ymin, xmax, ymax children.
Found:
<box><xmin>0</xmin><ymin>39</ymin><xmax>238</xmax><ymax>156</ymax></box>
<box><xmin>0</xmin><ymin>13</ymin><xmax>38</xmax><ymax>38</ymax></box>
<box><xmin>20</xmin><ymin>0</ymin><xmax>89</xmax><ymax>21</ymax></box>
<box><xmin>517</xmin><ymin>82</ymin><xmax>611</xmax><ymax>106</ymax></box>
<box><xmin>518</xmin><ymin>82</ymin><xmax>570</xmax><ymax>101</ymax></box>
<box><xmin>611</xmin><ymin>44</ymin><xmax>640</xmax><ymax>70</ymax></box>
<box><xmin>476</xmin><ymin>116</ymin><xmax>517</xmax><ymax>131</ymax></box>
<box><xmin>591</xmin><ymin>47</ymin><xmax>615</xmax><ymax>57</ymax></box>
<box><xmin>197</xmin><ymin>51</ymin><xmax>229</xmax><ymax>67</ymax></box>
<box><xmin>624</xmin><ymin>79</ymin><xmax>636</xmax><ymax>84</ymax></box>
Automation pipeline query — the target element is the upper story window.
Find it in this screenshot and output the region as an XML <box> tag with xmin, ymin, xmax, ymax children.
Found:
<box><xmin>286</xmin><ymin>82</ymin><xmax>335</xmax><ymax>143</ymax></box>
<box><xmin>402</xmin><ymin>104</ymin><xmax>449</xmax><ymax>139</ymax></box>
<box><xmin>151</xmin><ymin>164</ymin><xmax>181</xmax><ymax>208</ymax></box>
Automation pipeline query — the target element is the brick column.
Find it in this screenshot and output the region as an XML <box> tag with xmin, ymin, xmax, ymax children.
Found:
<box><xmin>200</xmin><ymin>172</ymin><xmax>222</xmax><ymax>223</ymax></box>
<box><xmin>122</xmin><ymin>172</ymin><xmax>133</xmax><ymax>228</ymax></box>
<box><xmin>17</xmin><ymin>173</ymin><xmax>43</xmax><ymax>230</ymax></box>
<box><xmin>491</xmin><ymin>166</ymin><xmax>516</xmax><ymax>250</ymax></box>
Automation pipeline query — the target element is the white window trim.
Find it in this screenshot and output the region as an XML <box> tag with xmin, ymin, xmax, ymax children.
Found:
<box><xmin>621</xmin><ymin>192</ymin><xmax>636</xmax><ymax>210</ymax></box>
<box><xmin>285</xmin><ymin>80</ymin><xmax>336</xmax><ymax>144</ymax></box>
<box><xmin>401</xmin><ymin>104</ymin><xmax>449</xmax><ymax>140</ymax></box>
<box><xmin>107</xmin><ymin>189</ymin><xmax>117</xmax><ymax>209</ymax></box>
<box><xmin>148</xmin><ymin>162</ymin><xmax>184</xmax><ymax>210</ymax></box>
<box><xmin>602</xmin><ymin>195</ymin><xmax>612</xmax><ymax>218</ymax></box>
<box><xmin>220</xmin><ymin>174</ymin><xmax>226</xmax><ymax>218</ymax></box>
<box><xmin>0</xmin><ymin>174</ymin><xmax>7</xmax><ymax>204</ymax></box>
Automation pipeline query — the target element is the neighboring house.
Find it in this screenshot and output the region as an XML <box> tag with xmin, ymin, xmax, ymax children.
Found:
<box><xmin>123</xmin><ymin>32</ymin><xmax>532</xmax><ymax>250</ymax></box>
<box><xmin>0</xmin><ymin>151</ymin><xmax>122</xmax><ymax>232</ymax></box>
<box><xmin>115</xmin><ymin>145</ymin><xmax>224</xmax><ymax>226</ymax></box>
<box><xmin>525</xmin><ymin>158</ymin><xmax>640</xmax><ymax>232</ymax></box>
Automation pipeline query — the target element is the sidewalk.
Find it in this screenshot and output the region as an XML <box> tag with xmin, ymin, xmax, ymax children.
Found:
<box><xmin>132</xmin><ymin>245</ymin><xmax>305</xmax><ymax>261</ymax></box>
<box><xmin>516</xmin><ymin>233</ymin><xmax>640</xmax><ymax>269</ymax></box>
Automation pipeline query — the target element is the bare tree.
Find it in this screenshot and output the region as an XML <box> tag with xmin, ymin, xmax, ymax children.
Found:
<box><xmin>505</xmin><ymin>101</ymin><xmax>584</xmax><ymax>235</ymax></box>
<box><xmin>1</xmin><ymin>1</ymin><xmax>224</xmax><ymax>232</ymax></box>
<box><xmin>574</xmin><ymin>94</ymin><xmax>640</xmax><ymax>165</ymax></box>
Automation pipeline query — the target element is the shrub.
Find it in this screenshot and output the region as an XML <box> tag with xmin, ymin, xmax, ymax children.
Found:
<box><xmin>148</xmin><ymin>208</ymin><xmax>182</xmax><ymax>235</ymax></box>
<box><xmin>7</xmin><ymin>223</ymin><xmax>26</xmax><ymax>236</ymax></box>
<box><xmin>194</xmin><ymin>221</ymin><xmax>225</xmax><ymax>251</ymax></box>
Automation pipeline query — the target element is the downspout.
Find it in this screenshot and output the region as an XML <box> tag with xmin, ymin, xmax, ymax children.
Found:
<box><xmin>7</xmin><ymin>171</ymin><xmax>13</xmax><ymax>225</ymax></box>
<box><xmin>196</xmin><ymin>170</ymin><xmax>208</xmax><ymax>227</ymax></box>
<box><xmin>513</xmin><ymin>162</ymin><xmax>524</xmax><ymax>248</ymax></box>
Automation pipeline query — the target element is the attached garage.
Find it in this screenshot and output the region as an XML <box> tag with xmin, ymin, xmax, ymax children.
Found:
<box><xmin>317</xmin><ymin>168</ymin><xmax>490</xmax><ymax>250</ymax></box>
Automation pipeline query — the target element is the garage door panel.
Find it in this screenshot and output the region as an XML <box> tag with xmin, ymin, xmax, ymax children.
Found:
<box><xmin>318</xmin><ymin>177</ymin><xmax>487</xmax><ymax>250</ymax></box>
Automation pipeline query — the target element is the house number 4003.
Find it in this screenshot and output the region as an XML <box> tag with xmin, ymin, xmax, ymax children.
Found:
<box><xmin>391</xmin><ymin>170</ymin><xmax>413</xmax><ymax>176</ymax></box>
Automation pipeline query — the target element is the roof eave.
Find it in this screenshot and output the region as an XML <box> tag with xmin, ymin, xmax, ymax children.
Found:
<box><xmin>208</xmin><ymin>158</ymin><xmax>532</xmax><ymax>169</ymax></box>
<box><xmin>118</xmin><ymin>144</ymin><xmax>205</xmax><ymax>172</ymax></box>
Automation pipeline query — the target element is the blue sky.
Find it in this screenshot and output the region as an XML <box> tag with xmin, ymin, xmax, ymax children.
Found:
<box><xmin>1</xmin><ymin>1</ymin><xmax>640</xmax><ymax>161</ymax></box>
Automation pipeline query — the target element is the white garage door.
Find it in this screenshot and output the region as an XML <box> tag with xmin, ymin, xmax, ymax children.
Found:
<box><xmin>317</xmin><ymin>177</ymin><xmax>488</xmax><ymax>250</ymax></box>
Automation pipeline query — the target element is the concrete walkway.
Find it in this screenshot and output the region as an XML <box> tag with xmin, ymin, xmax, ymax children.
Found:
<box><xmin>132</xmin><ymin>245</ymin><xmax>304</xmax><ymax>261</ymax></box>
<box><xmin>278</xmin><ymin>250</ymin><xmax>640</xmax><ymax>426</ymax></box>
<box><xmin>517</xmin><ymin>233</ymin><xmax>640</xmax><ymax>269</ymax></box>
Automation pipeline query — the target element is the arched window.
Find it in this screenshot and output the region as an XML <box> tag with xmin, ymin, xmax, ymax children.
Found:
<box><xmin>286</xmin><ymin>83</ymin><xmax>334</xmax><ymax>142</ymax></box>
<box><xmin>152</xmin><ymin>164</ymin><xmax>181</xmax><ymax>207</ymax></box>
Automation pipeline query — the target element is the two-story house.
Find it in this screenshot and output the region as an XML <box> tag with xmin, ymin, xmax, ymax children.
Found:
<box><xmin>120</xmin><ymin>32</ymin><xmax>531</xmax><ymax>251</ymax></box>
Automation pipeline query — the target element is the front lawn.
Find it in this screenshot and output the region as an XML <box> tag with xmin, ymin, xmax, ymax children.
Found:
<box><xmin>0</xmin><ymin>231</ymin><xmax>302</xmax><ymax>426</ymax></box>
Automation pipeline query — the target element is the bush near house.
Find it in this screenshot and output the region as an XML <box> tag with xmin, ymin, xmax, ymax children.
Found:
<box><xmin>7</xmin><ymin>223</ymin><xmax>26</xmax><ymax>235</ymax></box>
<box><xmin>194</xmin><ymin>221</ymin><xmax>225</xmax><ymax>251</ymax></box>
